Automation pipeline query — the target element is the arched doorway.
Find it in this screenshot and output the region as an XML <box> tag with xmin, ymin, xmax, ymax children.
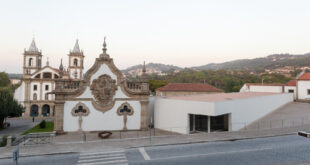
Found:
<box><xmin>42</xmin><ymin>104</ymin><xmax>50</xmax><ymax>117</ymax></box>
<box><xmin>30</xmin><ymin>104</ymin><xmax>39</xmax><ymax>117</ymax></box>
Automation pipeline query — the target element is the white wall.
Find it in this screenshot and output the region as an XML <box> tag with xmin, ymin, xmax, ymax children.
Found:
<box><xmin>154</xmin><ymin>97</ymin><xmax>214</xmax><ymax>134</ymax></box>
<box><xmin>154</xmin><ymin>93</ymin><xmax>293</xmax><ymax>134</ymax></box>
<box><xmin>63</xmin><ymin>101</ymin><xmax>141</xmax><ymax>132</ymax></box>
<box><xmin>30</xmin><ymin>82</ymin><xmax>40</xmax><ymax>100</ymax></box>
<box><xmin>297</xmin><ymin>81</ymin><xmax>310</xmax><ymax>100</ymax></box>
<box><xmin>284</xmin><ymin>86</ymin><xmax>296</xmax><ymax>100</ymax></box>
<box><xmin>63</xmin><ymin>62</ymin><xmax>141</xmax><ymax>132</ymax></box>
<box><xmin>214</xmin><ymin>93</ymin><xmax>293</xmax><ymax>130</ymax></box>
<box><xmin>14</xmin><ymin>81</ymin><xmax>25</xmax><ymax>104</ymax></box>
<box><xmin>249</xmin><ymin>85</ymin><xmax>283</xmax><ymax>93</ymax></box>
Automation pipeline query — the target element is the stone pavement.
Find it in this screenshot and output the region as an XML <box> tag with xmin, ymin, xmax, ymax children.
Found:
<box><xmin>0</xmin><ymin>118</ymin><xmax>40</xmax><ymax>137</ymax></box>
<box><xmin>0</xmin><ymin>124</ymin><xmax>309</xmax><ymax>159</ymax></box>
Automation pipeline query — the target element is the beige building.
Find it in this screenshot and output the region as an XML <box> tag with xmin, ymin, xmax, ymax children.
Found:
<box><xmin>14</xmin><ymin>39</ymin><xmax>84</xmax><ymax>118</ymax></box>
<box><xmin>156</xmin><ymin>83</ymin><xmax>223</xmax><ymax>96</ymax></box>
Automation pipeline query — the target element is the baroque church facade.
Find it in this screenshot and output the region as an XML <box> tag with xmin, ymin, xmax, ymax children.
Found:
<box><xmin>15</xmin><ymin>39</ymin><xmax>149</xmax><ymax>133</ymax></box>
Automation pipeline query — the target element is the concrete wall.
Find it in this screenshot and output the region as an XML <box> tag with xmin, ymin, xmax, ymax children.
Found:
<box><xmin>248</xmin><ymin>85</ymin><xmax>283</xmax><ymax>93</ymax></box>
<box><xmin>297</xmin><ymin>81</ymin><xmax>310</xmax><ymax>100</ymax></box>
<box><xmin>154</xmin><ymin>93</ymin><xmax>293</xmax><ymax>134</ymax></box>
<box><xmin>154</xmin><ymin>97</ymin><xmax>214</xmax><ymax>134</ymax></box>
<box><xmin>214</xmin><ymin>93</ymin><xmax>293</xmax><ymax>130</ymax></box>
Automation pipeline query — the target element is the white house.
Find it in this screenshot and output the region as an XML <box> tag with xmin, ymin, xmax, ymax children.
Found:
<box><xmin>154</xmin><ymin>92</ymin><xmax>293</xmax><ymax>134</ymax></box>
<box><xmin>297</xmin><ymin>73</ymin><xmax>310</xmax><ymax>101</ymax></box>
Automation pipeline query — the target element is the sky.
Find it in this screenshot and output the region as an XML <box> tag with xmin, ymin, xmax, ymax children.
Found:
<box><xmin>1</xmin><ymin>0</ymin><xmax>310</xmax><ymax>73</ymax></box>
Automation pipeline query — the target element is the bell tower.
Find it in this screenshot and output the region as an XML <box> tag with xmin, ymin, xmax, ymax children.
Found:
<box><xmin>68</xmin><ymin>39</ymin><xmax>84</xmax><ymax>79</ymax></box>
<box><xmin>23</xmin><ymin>39</ymin><xmax>42</xmax><ymax>77</ymax></box>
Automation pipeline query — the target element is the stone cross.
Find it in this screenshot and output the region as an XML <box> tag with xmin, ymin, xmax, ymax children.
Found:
<box><xmin>118</xmin><ymin>104</ymin><xmax>134</xmax><ymax>130</ymax></box>
<box><xmin>71</xmin><ymin>103</ymin><xmax>90</xmax><ymax>132</ymax></box>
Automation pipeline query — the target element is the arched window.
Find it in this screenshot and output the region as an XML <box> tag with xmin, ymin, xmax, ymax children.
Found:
<box><xmin>33</xmin><ymin>93</ymin><xmax>37</xmax><ymax>101</ymax></box>
<box><xmin>42</xmin><ymin>104</ymin><xmax>50</xmax><ymax>117</ymax></box>
<box><xmin>73</xmin><ymin>59</ymin><xmax>78</xmax><ymax>67</ymax></box>
<box><xmin>30</xmin><ymin>104</ymin><xmax>39</xmax><ymax>117</ymax></box>
<box><xmin>29</xmin><ymin>58</ymin><xmax>33</xmax><ymax>66</ymax></box>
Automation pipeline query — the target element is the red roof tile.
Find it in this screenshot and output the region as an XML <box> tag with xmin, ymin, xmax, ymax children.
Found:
<box><xmin>156</xmin><ymin>83</ymin><xmax>223</xmax><ymax>92</ymax></box>
<box><xmin>245</xmin><ymin>83</ymin><xmax>284</xmax><ymax>87</ymax></box>
<box><xmin>286</xmin><ymin>80</ymin><xmax>296</xmax><ymax>86</ymax></box>
<box><xmin>298</xmin><ymin>73</ymin><xmax>310</xmax><ymax>80</ymax></box>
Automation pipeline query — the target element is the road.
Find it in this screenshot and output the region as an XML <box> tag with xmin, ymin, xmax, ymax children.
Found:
<box><xmin>1</xmin><ymin>134</ymin><xmax>310</xmax><ymax>165</ymax></box>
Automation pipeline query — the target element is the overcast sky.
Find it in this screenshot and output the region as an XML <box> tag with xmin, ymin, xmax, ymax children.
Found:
<box><xmin>1</xmin><ymin>0</ymin><xmax>310</xmax><ymax>73</ymax></box>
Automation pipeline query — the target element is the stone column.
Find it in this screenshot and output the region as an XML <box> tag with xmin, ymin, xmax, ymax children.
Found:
<box><xmin>140</xmin><ymin>100</ymin><xmax>149</xmax><ymax>131</ymax></box>
<box><xmin>54</xmin><ymin>100</ymin><xmax>65</xmax><ymax>133</ymax></box>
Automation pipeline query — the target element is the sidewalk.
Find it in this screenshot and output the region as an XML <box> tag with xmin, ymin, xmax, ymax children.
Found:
<box><xmin>0</xmin><ymin>124</ymin><xmax>309</xmax><ymax>159</ymax></box>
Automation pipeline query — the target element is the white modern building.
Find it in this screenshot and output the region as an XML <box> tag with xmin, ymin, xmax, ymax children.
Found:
<box><xmin>154</xmin><ymin>92</ymin><xmax>293</xmax><ymax>134</ymax></box>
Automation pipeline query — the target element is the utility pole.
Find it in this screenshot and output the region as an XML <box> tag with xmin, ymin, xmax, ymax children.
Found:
<box><xmin>261</xmin><ymin>79</ymin><xmax>264</xmax><ymax>86</ymax></box>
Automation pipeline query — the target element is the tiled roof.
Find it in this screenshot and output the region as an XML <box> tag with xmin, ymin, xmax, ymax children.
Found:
<box><xmin>286</xmin><ymin>80</ymin><xmax>296</xmax><ymax>86</ymax></box>
<box><xmin>156</xmin><ymin>83</ymin><xmax>223</xmax><ymax>92</ymax></box>
<box><xmin>298</xmin><ymin>73</ymin><xmax>310</xmax><ymax>80</ymax></box>
<box><xmin>245</xmin><ymin>83</ymin><xmax>284</xmax><ymax>87</ymax></box>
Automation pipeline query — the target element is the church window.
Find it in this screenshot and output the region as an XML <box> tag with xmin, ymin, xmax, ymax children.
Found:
<box><xmin>43</xmin><ymin>72</ymin><xmax>52</xmax><ymax>79</ymax></box>
<box><xmin>35</xmin><ymin>74</ymin><xmax>41</xmax><ymax>78</ymax></box>
<box><xmin>33</xmin><ymin>93</ymin><xmax>37</xmax><ymax>101</ymax></box>
<box><xmin>29</xmin><ymin>58</ymin><xmax>33</xmax><ymax>66</ymax></box>
<box><xmin>74</xmin><ymin>59</ymin><xmax>78</xmax><ymax>67</ymax></box>
<box><xmin>45</xmin><ymin>85</ymin><xmax>49</xmax><ymax>91</ymax></box>
<box><xmin>33</xmin><ymin>85</ymin><xmax>37</xmax><ymax>91</ymax></box>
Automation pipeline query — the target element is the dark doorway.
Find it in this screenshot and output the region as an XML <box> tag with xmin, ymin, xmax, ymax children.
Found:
<box><xmin>210</xmin><ymin>114</ymin><xmax>229</xmax><ymax>132</ymax></box>
<box><xmin>189</xmin><ymin>114</ymin><xmax>209</xmax><ymax>132</ymax></box>
<box><xmin>42</xmin><ymin>104</ymin><xmax>50</xmax><ymax>117</ymax></box>
<box><xmin>30</xmin><ymin>104</ymin><xmax>39</xmax><ymax>117</ymax></box>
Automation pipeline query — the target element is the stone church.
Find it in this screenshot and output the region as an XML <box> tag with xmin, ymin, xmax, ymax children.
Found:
<box><xmin>15</xmin><ymin>38</ymin><xmax>149</xmax><ymax>133</ymax></box>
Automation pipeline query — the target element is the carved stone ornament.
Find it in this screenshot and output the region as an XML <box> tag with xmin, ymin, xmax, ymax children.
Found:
<box><xmin>90</xmin><ymin>74</ymin><xmax>117</xmax><ymax>109</ymax></box>
<box><xmin>71</xmin><ymin>102</ymin><xmax>90</xmax><ymax>132</ymax></box>
<box><xmin>117</xmin><ymin>102</ymin><xmax>134</xmax><ymax>130</ymax></box>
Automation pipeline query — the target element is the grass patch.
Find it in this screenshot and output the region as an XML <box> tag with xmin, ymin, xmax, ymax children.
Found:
<box><xmin>22</xmin><ymin>121</ymin><xmax>54</xmax><ymax>135</ymax></box>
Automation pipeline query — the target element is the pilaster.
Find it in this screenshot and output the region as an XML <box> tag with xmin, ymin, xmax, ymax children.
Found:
<box><xmin>54</xmin><ymin>100</ymin><xmax>65</xmax><ymax>133</ymax></box>
<box><xmin>140</xmin><ymin>99</ymin><xmax>149</xmax><ymax>131</ymax></box>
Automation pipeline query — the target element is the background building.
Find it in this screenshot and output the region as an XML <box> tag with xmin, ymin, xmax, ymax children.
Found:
<box><xmin>156</xmin><ymin>83</ymin><xmax>223</xmax><ymax>96</ymax></box>
<box><xmin>14</xmin><ymin>39</ymin><xmax>84</xmax><ymax>118</ymax></box>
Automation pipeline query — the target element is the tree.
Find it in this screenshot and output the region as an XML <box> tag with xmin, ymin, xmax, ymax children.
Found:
<box><xmin>0</xmin><ymin>72</ymin><xmax>10</xmax><ymax>87</ymax></box>
<box><xmin>0</xmin><ymin>87</ymin><xmax>23</xmax><ymax>128</ymax></box>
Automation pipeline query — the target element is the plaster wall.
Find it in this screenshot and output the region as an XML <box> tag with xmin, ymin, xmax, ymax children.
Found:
<box><xmin>297</xmin><ymin>81</ymin><xmax>310</xmax><ymax>100</ymax></box>
<box><xmin>249</xmin><ymin>85</ymin><xmax>283</xmax><ymax>93</ymax></box>
<box><xmin>63</xmin><ymin>100</ymin><xmax>141</xmax><ymax>132</ymax></box>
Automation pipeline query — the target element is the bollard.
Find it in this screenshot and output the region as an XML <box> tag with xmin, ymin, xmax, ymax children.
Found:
<box><xmin>7</xmin><ymin>136</ymin><xmax>12</xmax><ymax>147</ymax></box>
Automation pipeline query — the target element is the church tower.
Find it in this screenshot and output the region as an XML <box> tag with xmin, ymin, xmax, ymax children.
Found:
<box><xmin>68</xmin><ymin>39</ymin><xmax>84</xmax><ymax>79</ymax></box>
<box><xmin>23</xmin><ymin>39</ymin><xmax>42</xmax><ymax>76</ymax></box>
